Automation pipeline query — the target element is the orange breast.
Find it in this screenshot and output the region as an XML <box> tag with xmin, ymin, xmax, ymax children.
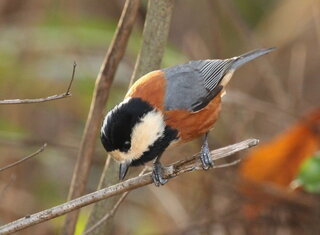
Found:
<box><xmin>165</xmin><ymin>94</ymin><xmax>222</xmax><ymax>143</ymax></box>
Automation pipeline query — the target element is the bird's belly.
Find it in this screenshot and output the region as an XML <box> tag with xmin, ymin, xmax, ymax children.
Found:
<box><xmin>164</xmin><ymin>95</ymin><xmax>221</xmax><ymax>143</ymax></box>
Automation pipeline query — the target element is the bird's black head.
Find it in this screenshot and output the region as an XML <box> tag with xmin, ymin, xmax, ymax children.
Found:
<box><xmin>100</xmin><ymin>97</ymin><xmax>178</xmax><ymax>179</ymax></box>
<box><xmin>101</xmin><ymin>98</ymin><xmax>153</xmax><ymax>153</ymax></box>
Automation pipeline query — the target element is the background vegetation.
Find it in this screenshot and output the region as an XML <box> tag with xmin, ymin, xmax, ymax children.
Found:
<box><xmin>0</xmin><ymin>0</ymin><xmax>319</xmax><ymax>234</ymax></box>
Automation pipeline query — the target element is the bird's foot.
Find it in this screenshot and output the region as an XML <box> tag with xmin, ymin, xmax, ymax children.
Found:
<box><xmin>200</xmin><ymin>133</ymin><xmax>213</xmax><ymax>170</ymax></box>
<box><xmin>152</xmin><ymin>161</ymin><xmax>168</xmax><ymax>187</ymax></box>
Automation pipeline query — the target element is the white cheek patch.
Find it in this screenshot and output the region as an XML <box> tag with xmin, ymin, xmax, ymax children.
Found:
<box><xmin>110</xmin><ymin>110</ymin><xmax>165</xmax><ymax>163</ymax></box>
<box><xmin>130</xmin><ymin>110</ymin><xmax>165</xmax><ymax>160</ymax></box>
<box><xmin>110</xmin><ymin>150</ymin><xmax>123</xmax><ymax>162</ymax></box>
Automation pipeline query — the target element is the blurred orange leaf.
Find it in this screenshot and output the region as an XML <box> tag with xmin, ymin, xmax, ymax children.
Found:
<box><xmin>239</xmin><ymin>109</ymin><xmax>320</xmax><ymax>218</ymax></box>
<box><xmin>240</xmin><ymin>109</ymin><xmax>320</xmax><ymax>187</ymax></box>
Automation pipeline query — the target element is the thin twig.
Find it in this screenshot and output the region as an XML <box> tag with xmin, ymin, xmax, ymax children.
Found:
<box><xmin>0</xmin><ymin>139</ymin><xmax>258</xmax><ymax>235</ymax></box>
<box><xmin>0</xmin><ymin>144</ymin><xmax>47</xmax><ymax>173</ymax></box>
<box><xmin>0</xmin><ymin>63</ymin><xmax>76</xmax><ymax>105</ymax></box>
<box><xmin>0</xmin><ymin>94</ymin><xmax>71</xmax><ymax>105</ymax></box>
<box><xmin>66</xmin><ymin>61</ymin><xmax>77</xmax><ymax>95</ymax></box>
<box><xmin>83</xmin><ymin>167</ymin><xmax>148</xmax><ymax>235</ymax></box>
<box><xmin>211</xmin><ymin>159</ymin><xmax>241</xmax><ymax>168</ymax></box>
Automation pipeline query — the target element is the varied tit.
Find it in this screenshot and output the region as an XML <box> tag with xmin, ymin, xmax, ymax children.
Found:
<box><xmin>101</xmin><ymin>48</ymin><xmax>275</xmax><ymax>186</ymax></box>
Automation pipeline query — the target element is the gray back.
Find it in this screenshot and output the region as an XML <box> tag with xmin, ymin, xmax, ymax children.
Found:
<box><xmin>162</xmin><ymin>59</ymin><xmax>234</xmax><ymax>112</ymax></box>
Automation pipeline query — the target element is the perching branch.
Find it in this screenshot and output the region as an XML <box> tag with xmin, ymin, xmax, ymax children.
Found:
<box><xmin>63</xmin><ymin>1</ymin><xmax>140</xmax><ymax>234</ymax></box>
<box><xmin>0</xmin><ymin>63</ymin><xmax>76</xmax><ymax>105</ymax></box>
<box><xmin>0</xmin><ymin>144</ymin><xmax>47</xmax><ymax>173</ymax></box>
<box><xmin>0</xmin><ymin>139</ymin><xmax>258</xmax><ymax>235</ymax></box>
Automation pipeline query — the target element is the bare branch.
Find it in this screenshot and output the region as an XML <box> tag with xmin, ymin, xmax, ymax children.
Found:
<box><xmin>0</xmin><ymin>139</ymin><xmax>258</xmax><ymax>235</ymax></box>
<box><xmin>0</xmin><ymin>144</ymin><xmax>47</xmax><ymax>173</ymax></box>
<box><xmin>0</xmin><ymin>63</ymin><xmax>76</xmax><ymax>105</ymax></box>
<box><xmin>0</xmin><ymin>94</ymin><xmax>71</xmax><ymax>105</ymax></box>
<box><xmin>65</xmin><ymin>61</ymin><xmax>77</xmax><ymax>95</ymax></box>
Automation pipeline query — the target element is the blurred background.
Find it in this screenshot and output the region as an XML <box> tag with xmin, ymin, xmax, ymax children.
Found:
<box><xmin>0</xmin><ymin>0</ymin><xmax>319</xmax><ymax>234</ymax></box>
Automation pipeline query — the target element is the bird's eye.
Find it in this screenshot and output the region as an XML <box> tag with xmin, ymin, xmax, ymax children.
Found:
<box><xmin>122</xmin><ymin>141</ymin><xmax>131</xmax><ymax>151</ymax></box>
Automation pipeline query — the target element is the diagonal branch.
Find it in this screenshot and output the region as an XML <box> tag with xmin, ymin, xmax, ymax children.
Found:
<box><xmin>0</xmin><ymin>63</ymin><xmax>76</xmax><ymax>105</ymax></box>
<box><xmin>0</xmin><ymin>94</ymin><xmax>71</xmax><ymax>105</ymax></box>
<box><xmin>0</xmin><ymin>144</ymin><xmax>47</xmax><ymax>173</ymax></box>
<box><xmin>0</xmin><ymin>139</ymin><xmax>258</xmax><ymax>235</ymax></box>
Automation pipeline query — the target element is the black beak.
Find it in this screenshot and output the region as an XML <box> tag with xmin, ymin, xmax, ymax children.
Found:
<box><xmin>119</xmin><ymin>162</ymin><xmax>131</xmax><ymax>180</ymax></box>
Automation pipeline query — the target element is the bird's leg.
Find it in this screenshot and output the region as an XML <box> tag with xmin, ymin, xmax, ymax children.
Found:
<box><xmin>200</xmin><ymin>132</ymin><xmax>213</xmax><ymax>169</ymax></box>
<box><xmin>152</xmin><ymin>156</ymin><xmax>168</xmax><ymax>187</ymax></box>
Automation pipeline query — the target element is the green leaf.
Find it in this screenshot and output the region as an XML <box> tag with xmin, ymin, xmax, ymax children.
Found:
<box><xmin>297</xmin><ymin>153</ymin><xmax>320</xmax><ymax>193</ymax></box>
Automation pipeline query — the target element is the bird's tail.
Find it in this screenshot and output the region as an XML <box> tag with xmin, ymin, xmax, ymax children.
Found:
<box><xmin>230</xmin><ymin>47</ymin><xmax>276</xmax><ymax>71</ymax></box>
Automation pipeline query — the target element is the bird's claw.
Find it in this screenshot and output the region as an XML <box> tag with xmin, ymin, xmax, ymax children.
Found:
<box><xmin>152</xmin><ymin>161</ymin><xmax>168</xmax><ymax>187</ymax></box>
<box><xmin>200</xmin><ymin>134</ymin><xmax>213</xmax><ymax>170</ymax></box>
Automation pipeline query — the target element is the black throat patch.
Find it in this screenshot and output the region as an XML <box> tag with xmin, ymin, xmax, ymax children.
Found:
<box><xmin>130</xmin><ymin>125</ymin><xmax>178</xmax><ymax>166</ymax></box>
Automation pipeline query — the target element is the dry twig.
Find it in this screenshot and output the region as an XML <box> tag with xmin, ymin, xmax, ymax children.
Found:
<box><xmin>0</xmin><ymin>63</ymin><xmax>76</xmax><ymax>105</ymax></box>
<box><xmin>0</xmin><ymin>144</ymin><xmax>47</xmax><ymax>173</ymax></box>
<box><xmin>0</xmin><ymin>139</ymin><xmax>258</xmax><ymax>235</ymax></box>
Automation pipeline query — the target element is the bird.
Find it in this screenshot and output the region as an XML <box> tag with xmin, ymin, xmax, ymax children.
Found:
<box><xmin>100</xmin><ymin>48</ymin><xmax>275</xmax><ymax>186</ymax></box>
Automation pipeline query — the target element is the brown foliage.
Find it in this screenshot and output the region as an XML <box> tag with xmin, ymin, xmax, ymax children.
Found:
<box><xmin>240</xmin><ymin>109</ymin><xmax>320</xmax><ymax>187</ymax></box>
<box><xmin>239</xmin><ymin>109</ymin><xmax>320</xmax><ymax>218</ymax></box>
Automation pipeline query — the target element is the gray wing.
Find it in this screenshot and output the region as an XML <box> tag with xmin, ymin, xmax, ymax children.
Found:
<box><xmin>190</xmin><ymin>59</ymin><xmax>234</xmax><ymax>92</ymax></box>
<box><xmin>162</xmin><ymin>48</ymin><xmax>275</xmax><ymax>112</ymax></box>
<box><xmin>162</xmin><ymin>59</ymin><xmax>234</xmax><ymax>112</ymax></box>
